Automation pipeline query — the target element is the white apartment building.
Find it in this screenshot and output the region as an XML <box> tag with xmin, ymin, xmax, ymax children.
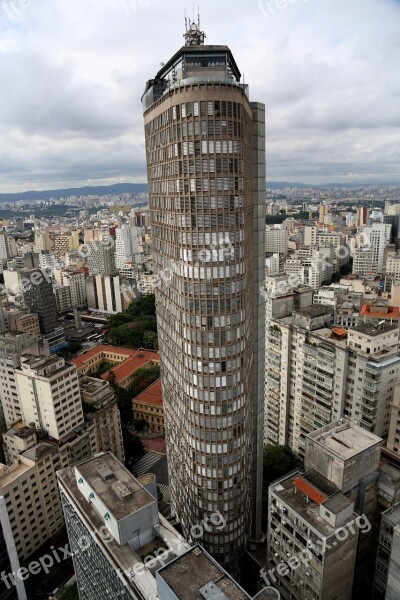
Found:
<box><xmin>265</xmin><ymin>226</ymin><xmax>288</xmax><ymax>256</ymax></box>
<box><xmin>38</xmin><ymin>250</ymin><xmax>58</xmax><ymax>273</ymax></box>
<box><xmin>0</xmin><ymin>449</ymin><xmax>63</xmax><ymax>561</ymax></box>
<box><xmin>54</xmin><ymin>285</ymin><xmax>72</xmax><ymax>313</ymax></box>
<box><xmin>265</xmin><ymin>254</ymin><xmax>280</xmax><ymax>276</ymax></box>
<box><xmin>0</xmin><ymin>331</ymin><xmax>49</xmax><ymax>430</ymax></box>
<box><xmin>305</xmin><ymin>421</ymin><xmax>382</xmax><ymax>597</ymax></box>
<box><xmin>264</xmin><ymin>276</ymin><xmax>313</xmax><ymax>445</ymax></box>
<box><xmin>137</xmin><ymin>271</ymin><xmax>158</xmax><ymax>295</ymax></box>
<box><xmin>353</xmin><ymin>247</ymin><xmax>375</xmax><ymax>276</ymax></box>
<box><xmin>58</xmin><ymin>270</ymin><xmax>87</xmax><ymax>308</ymax></box>
<box><xmin>115</xmin><ymin>224</ymin><xmax>140</xmax><ymax>270</ymax></box>
<box><xmin>15</xmin><ymin>355</ymin><xmax>84</xmax><ymax>441</ymax></box>
<box><xmin>0</xmin><ymin>375</ymin><xmax>124</xmax><ymax>569</ymax></box>
<box><xmin>284</xmin><ymin>247</ymin><xmax>334</xmax><ymax>291</ymax></box>
<box><xmin>3</xmin><ymin>270</ymin><xmax>24</xmax><ymax>297</ymax></box>
<box><xmin>265</xmin><ymin>311</ymin><xmax>400</xmax><ymax>457</ymax></box>
<box><xmin>361</xmin><ymin>223</ymin><xmax>391</xmax><ymax>273</ymax></box>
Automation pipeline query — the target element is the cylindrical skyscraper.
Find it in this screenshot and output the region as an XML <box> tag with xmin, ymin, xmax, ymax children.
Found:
<box><xmin>142</xmin><ymin>20</ymin><xmax>265</xmax><ymax>572</ymax></box>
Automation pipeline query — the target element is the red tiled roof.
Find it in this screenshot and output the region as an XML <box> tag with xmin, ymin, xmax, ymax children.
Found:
<box><xmin>71</xmin><ymin>345</ymin><xmax>135</xmax><ymax>369</ymax></box>
<box><xmin>293</xmin><ymin>477</ymin><xmax>327</xmax><ymax>505</ymax></box>
<box><xmin>101</xmin><ymin>350</ymin><xmax>160</xmax><ymax>384</ymax></box>
<box><xmin>359</xmin><ymin>304</ymin><xmax>399</xmax><ymax>319</ymax></box>
<box><xmin>331</xmin><ymin>327</ymin><xmax>348</xmax><ymax>339</ymax></box>
<box><xmin>133</xmin><ymin>378</ymin><xmax>163</xmax><ymax>406</ymax></box>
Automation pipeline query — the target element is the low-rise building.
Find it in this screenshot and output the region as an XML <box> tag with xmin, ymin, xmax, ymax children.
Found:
<box><xmin>133</xmin><ymin>378</ymin><xmax>163</xmax><ymax>433</ymax></box>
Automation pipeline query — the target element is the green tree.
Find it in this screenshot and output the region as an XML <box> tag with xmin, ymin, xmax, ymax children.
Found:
<box><xmin>126</xmin><ymin>294</ymin><xmax>156</xmax><ymax>318</ymax></box>
<box><xmin>133</xmin><ymin>418</ymin><xmax>147</xmax><ymax>432</ymax></box>
<box><xmin>262</xmin><ymin>445</ymin><xmax>297</xmax><ymax>530</ymax></box>
<box><xmin>340</xmin><ymin>262</ymin><xmax>352</xmax><ymax>276</ymax></box>
<box><xmin>57</xmin><ymin>582</ymin><xmax>79</xmax><ymax>600</ymax></box>
<box><xmin>263</xmin><ymin>445</ymin><xmax>297</xmax><ymax>483</ymax></box>
<box><xmin>143</xmin><ymin>331</ymin><xmax>159</xmax><ymax>350</ymax></box>
<box><xmin>113</xmin><ymin>385</ymin><xmax>134</xmax><ymax>421</ymax></box>
<box><xmin>56</xmin><ymin>341</ymin><xmax>82</xmax><ymax>359</ymax></box>
<box><xmin>123</xmin><ymin>427</ymin><xmax>145</xmax><ymax>466</ymax></box>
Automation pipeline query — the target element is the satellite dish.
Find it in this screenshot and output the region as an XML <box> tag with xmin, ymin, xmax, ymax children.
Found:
<box><xmin>160</xmin><ymin>62</ymin><xmax>165</xmax><ymax>66</ymax></box>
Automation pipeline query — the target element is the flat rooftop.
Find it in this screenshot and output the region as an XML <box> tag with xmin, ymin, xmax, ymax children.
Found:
<box><xmin>58</xmin><ymin>457</ymin><xmax>191</xmax><ymax>599</ymax></box>
<box><xmin>350</xmin><ymin>322</ymin><xmax>399</xmax><ymax>337</ymax></box>
<box><xmin>293</xmin><ymin>304</ymin><xmax>334</xmax><ymax>318</ymax></box>
<box><xmin>307</xmin><ymin>420</ymin><xmax>381</xmax><ymax>459</ymax></box>
<box><xmin>79</xmin><ymin>375</ymin><xmax>109</xmax><ymax>397</ymax></box>
<box><xmin>75</xmin><ymin>452</ymin><xmax>155</xmax><ymax>520</ymax></box>
<box><xmin>0</xmin><ymin>459</ymin><xmax>33</xmax><ymax>487</ymax></box>
<box><xmin>158</xmin><ymin>546</ymin><xmax>249</xmax><ymax>600</ymax></box>
<box><xmin>271</xmin><ymin>471</ymin><xmax>347</xmax><ymax>537</ymax></box>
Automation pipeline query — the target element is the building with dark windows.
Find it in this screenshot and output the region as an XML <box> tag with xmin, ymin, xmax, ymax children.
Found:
<box><xmin>22</xmin><ymin>270</ymin><xmax>58</xmax><ymax>335</ymax></box>
<box><xmin>142</xmin><ymin>19</ymin><xmax>265</xmax><ymax>571</ymax></box>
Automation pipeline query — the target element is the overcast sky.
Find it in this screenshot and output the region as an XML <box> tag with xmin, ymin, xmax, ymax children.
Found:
<box><xmin>0</xmin><ymin>0</ymin><xmax>399</xmax><ymax>192</ymax></box>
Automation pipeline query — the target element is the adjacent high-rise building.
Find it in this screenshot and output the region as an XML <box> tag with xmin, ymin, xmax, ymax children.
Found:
<box><xmin>265</xmin><ymin>226</ymin><xmax>288</xmax><ymax>256</ymax></box>
<box><xmin>57</xmin><ymin>452</ymin><xmax>192</xmax><ymax>600</ymax></box>
<box><xmin>265</xmin><ymin>312</ymin><xmax>400</xmax><ymax>456</ymax></box>
<box><xmin>0</xmin><ymin>331</ymin><xmax>49</xmax><ymax>430</ymax></box>
<box><xmin>361</xmin><ymin>223</ymin><xmax>391</xmax><ymax>273</ymax></box>
<box><xmin>86</xmin><ymin>240</ymin><xmax>116</xmax><ymax>276</ymax></box>
<box><xmin>115</xmin><ymin>224</ymin><xmax>141</xmax><ymax>270</ymax></box>
<box><xmin>0</xmin><ymin>364</ymin><xmax>124</xmax><ymax>582</ymax></box>
<box><xmin>142</xmin><ymin>20</ymin><xmax>266</xmax><ymax>569</ymax></box>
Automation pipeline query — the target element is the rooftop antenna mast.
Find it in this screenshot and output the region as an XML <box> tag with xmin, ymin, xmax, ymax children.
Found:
<box><xmin>183</xmin><ymin>8</ymin><xmax>206</xmax><ymax>46</ymax></box>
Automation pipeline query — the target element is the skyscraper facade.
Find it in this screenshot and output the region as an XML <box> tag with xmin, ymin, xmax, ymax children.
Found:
<box><xmin>142</xmin><ymin>21</ymin><xmax>265</xmax><ymax>570</ymax></box>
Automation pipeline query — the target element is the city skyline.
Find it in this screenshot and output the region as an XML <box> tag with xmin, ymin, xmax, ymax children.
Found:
<box><xmin>1</xmin><ymin>0</ymin><xmax>399</xmax><ymax>193</ymax></box>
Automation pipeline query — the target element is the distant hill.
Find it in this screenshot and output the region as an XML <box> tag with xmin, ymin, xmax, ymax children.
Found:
<box><xmin>267</xmin><ymin>181</ymin><xmax>310</xmax><ymax>189</ymax></box>
<box><xmin>266</xmin><ymin>181</ymin><xmax>400</xmax><ymax>190</ymax></box>
<box><xmin>0</xmin><ymin>183</ymin><xmax>148</xmax><ymax>203</ymax></box>
<box><xmin>0</xmin><ymin>180</ymin><xmax>398</xmax><ymax>203</ymax></box>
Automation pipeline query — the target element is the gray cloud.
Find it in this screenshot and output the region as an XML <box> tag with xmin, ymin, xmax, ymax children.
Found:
<box><xmin>0</xmin><ymin>0</ymin><xmax>399</xmax><ymax>191</ymax></box>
